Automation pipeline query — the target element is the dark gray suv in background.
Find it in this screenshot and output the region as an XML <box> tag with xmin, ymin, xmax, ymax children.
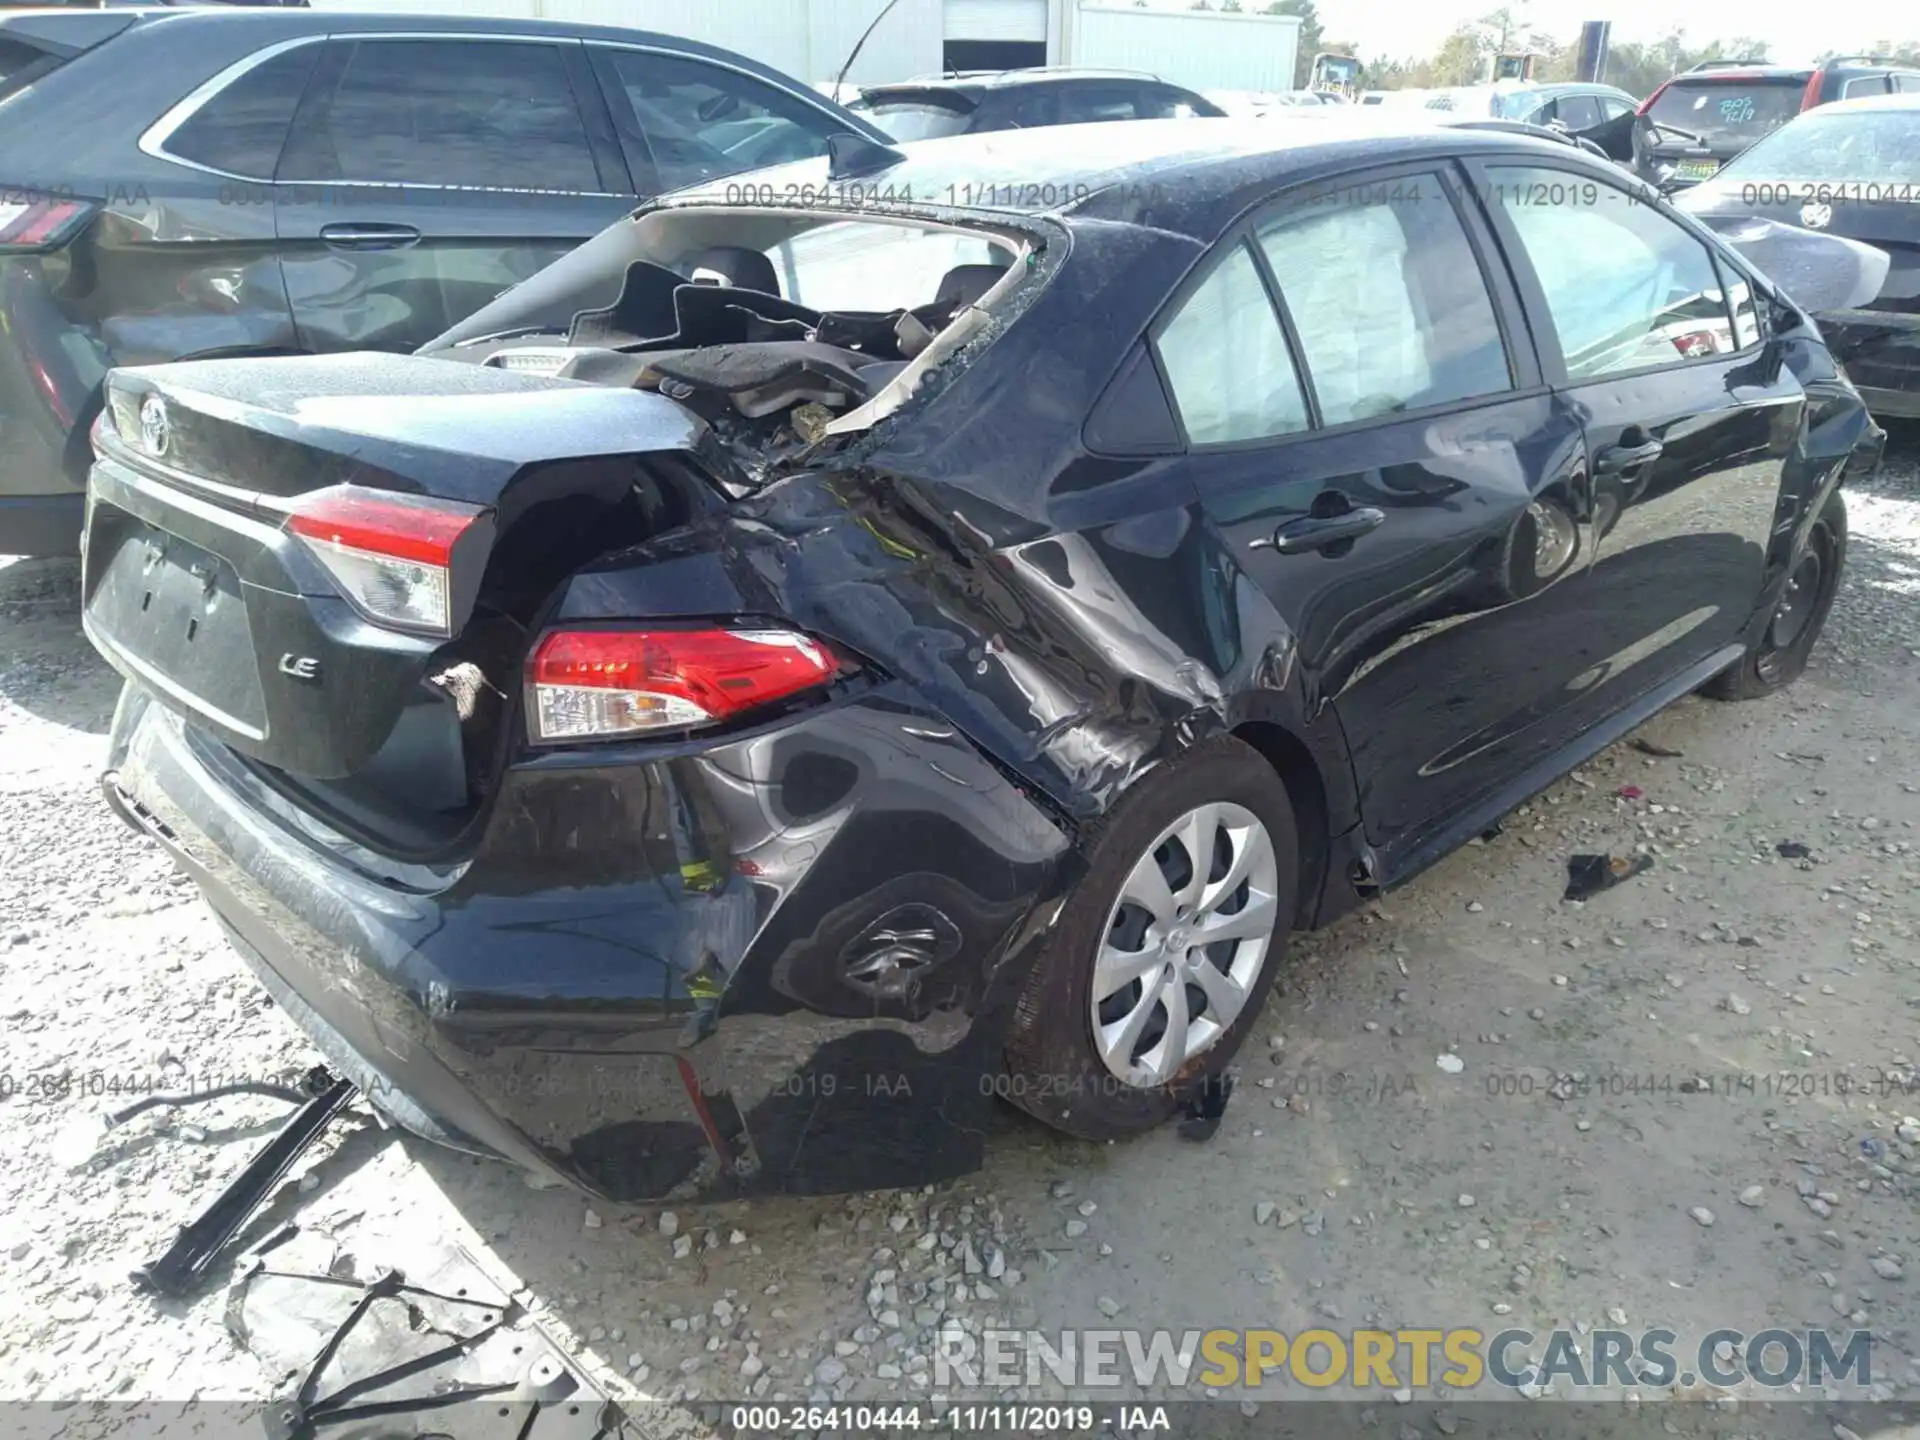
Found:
<box><xmin>0</xmin><ymin>7</ymin><xmax>881</xmax><ymax>556</ymax></box>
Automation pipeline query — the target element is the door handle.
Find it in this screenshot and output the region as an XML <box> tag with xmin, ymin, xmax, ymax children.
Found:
<box><xmin>319</xmin><ymin>223</ymin><xmax>421</xmax><ymax>251</ymax></box>
<box><xmin>1272</xmin><ymin>506</ymin><xmax>1386</xmax><ymax>555</ymax></box>
<box><xmin>1594</xmin><ymin>436</ymin><xmax>1664</xmax><ymax>474</ymax></box>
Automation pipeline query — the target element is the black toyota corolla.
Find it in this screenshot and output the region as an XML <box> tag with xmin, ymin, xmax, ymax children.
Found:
<box><xmin>83</xmin><ymin>119</ymin><xmax>1883</xmax><ymax>1203</ymax></box>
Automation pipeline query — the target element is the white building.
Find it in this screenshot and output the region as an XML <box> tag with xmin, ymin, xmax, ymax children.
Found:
<box><xmin>310</xmin><ymin>0</ymin><xmax>1301</xmax><ymax>93</ymax></box>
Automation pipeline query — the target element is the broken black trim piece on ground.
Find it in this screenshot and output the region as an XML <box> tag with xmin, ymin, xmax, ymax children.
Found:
<box><xmin>231</xmin><ymin>1239</ymin><xmax>631</xmax><ymax>1440</ymax></box>
<box><xmin>130</xmin><ymin>1067</ymin><xmax>356</xmax><ymax>1298</ymax></box>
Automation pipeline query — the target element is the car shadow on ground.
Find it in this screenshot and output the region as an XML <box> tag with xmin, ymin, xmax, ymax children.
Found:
<box><xmin>0</xmin><ymin>558</ymin><xmax>120</xmax><ymax>736</ymax></box>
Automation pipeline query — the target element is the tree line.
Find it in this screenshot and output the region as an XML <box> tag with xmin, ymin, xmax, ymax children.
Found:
<box><xmin>1180</xmin><ymin>0</ymin><xmax>1920</xmax><ymax>96</ymax></box>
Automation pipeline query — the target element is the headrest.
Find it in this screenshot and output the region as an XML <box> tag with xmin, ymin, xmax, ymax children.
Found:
<box><xmin>688</xmin><ymin>246</ymin><xmax>781</xmax><ymax>296</ymax></box>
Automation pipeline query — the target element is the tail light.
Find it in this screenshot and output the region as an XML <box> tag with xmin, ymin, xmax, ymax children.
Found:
<box><xmin>285</xmin><ymin>487</ymin><xmax>488</xmax><ymax>637</ymax></box>
<box><xmin>1799</xmin><ymin>71</ymin><xmax>1823</xmax><ymax>111</ymax></box>
<box><xmin>527</xmin><ymin>627</ymin><xmax>841</xmax><ymax>743</ymax></box>
<box><xmin>0</xmin><ymin>195</ymin><xmax>96</xmax><ymax>253</ymax></box>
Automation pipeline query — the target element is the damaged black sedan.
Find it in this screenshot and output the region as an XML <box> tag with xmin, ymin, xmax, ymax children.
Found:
<box><xmin>84</xmin><ymin>119</ymin><xmax>1882</xmax><ymax>1203</ymax></box>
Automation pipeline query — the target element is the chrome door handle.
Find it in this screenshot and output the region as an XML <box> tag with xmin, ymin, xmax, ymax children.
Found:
<box><xmin>1595</xmin><ymin>437</ymin><xmax>1664</xmax><ymax>474</ymax></box>
<box><xmin>1272</xmin><ymin>506</ymin><xmax>1386</xmax><ymax>555</ymax></box>
<box><xmin>319</xmin><ymin>223</ymin><xmax>421</xmax><ymax>251</ymax></box>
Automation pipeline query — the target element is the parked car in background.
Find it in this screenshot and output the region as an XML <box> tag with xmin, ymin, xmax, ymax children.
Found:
<box><xmin>1677</xmin><ymin>92</ymin><xmax>1920</xmax><ymax>419</ymax></box>
<box><xmin>1203</xmin><ymin>89</ymin><xmax>1342</xmax><ymax>118</ymax></box>
<box><xmin>1634</xmin><ymin>56</ymin><xmax>1920</xmax><ymax>191</ymax></box>
<box><xmin>848</xmin><ymin>68</ymin><xmax>1225</xmax><ymax>140</ymax></box>
<box><xmin>87</xmin><ymin>117</ymin><xmax>1879</xmax><ymax>1201</ymax></box>
<box><xmin>0</xmin><ymin>7</ymin><xmax>881</xmax><ymax>557</ymax></box>
<box><xmin>1482</xmin><ymin>81</ymin><xmax>1640</xmax><ymax>160</ymax></box>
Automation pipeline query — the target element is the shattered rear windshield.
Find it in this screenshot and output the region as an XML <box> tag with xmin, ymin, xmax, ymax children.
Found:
<box><xmin>1646</xmin><ymin>78</ymin><xmax>1805</xmax><ymax>142</ymax></box>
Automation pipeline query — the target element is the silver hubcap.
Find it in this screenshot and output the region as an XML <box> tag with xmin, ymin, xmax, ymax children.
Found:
<box><xmin>1527</xmin><ymin>498</ymin><xmax>1578</xmax><ymax>580</ymax></box>
<box><xmin>1090</xmin><ymin>802</ymin><xmax>1280</xmax><ymax>1087</ymax></box>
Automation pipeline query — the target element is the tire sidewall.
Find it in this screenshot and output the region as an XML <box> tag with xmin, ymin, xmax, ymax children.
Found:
<box><xmin>1740</xmin><ymin>488</ymin><xmax>1848</xmax><ymax>695</ymax></box>
<box><xmin>1000</xmin><ymin>736</ymin><xmax>1300</xmax><ymax>1139</ymax></box>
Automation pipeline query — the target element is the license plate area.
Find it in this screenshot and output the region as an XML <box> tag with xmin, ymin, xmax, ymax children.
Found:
<box><xmin>1676</xmin><ymin>159</ymin><xmax>1721</xmax><ymax>180</ymax></box>
<box><xmin>89</xmin><ymin>511</ymin><xmax>268</xmax><ymax>737</ymax></box>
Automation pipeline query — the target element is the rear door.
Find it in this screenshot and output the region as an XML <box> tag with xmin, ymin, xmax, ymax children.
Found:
<box><xmin>274</xmin><ymin>35</ymin><xmax>636</xmax><ymax>355</ymax></box>
<box><xmin>587</xmin><ymin>45</ymin><xmax>854</xmax><ymax>194</ymax></box>
<box><xmin>1161</xmin><ymin>163</ymin><xmax>1604</xmax><ymax>870</ymax></box>
<box><xmin>1471</xmin><ymin>159</ymin><xmax>1798</xmax><ymax>687</ymax></box>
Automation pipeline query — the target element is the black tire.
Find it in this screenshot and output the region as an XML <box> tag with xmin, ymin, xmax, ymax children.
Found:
<box><xmin>1704</xmin><ymin>488</ymin><xmax>1847</xmax><ymax>701</ymax></box>
<box><xmin>999</xmin><ymin>735</ymin><xmax>1300</xmax><ymax>1141</ymax></box>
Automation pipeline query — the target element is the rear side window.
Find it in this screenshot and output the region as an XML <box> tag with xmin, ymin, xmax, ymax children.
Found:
<box><xmin>0</xmin><ymin>35</ymin><xmax>59</xmax><ymax>99</ymax></box>
<box><xmin>1841</xmin><ymin>75</ymin><xmax>1891</xmax><ymax>98</ymax></box>
<box><xmin>1137</xmin><ymin>86</ymin><xmax>1210</xmax><ymax>119</ymax></box>
<box><xmin>1156</xmin><ymin>242</ymin><xmax>1309</xmax><ymax>444</ymax></box>
<box><xmin>1058</xmin><ymin>85</ymin><xmax>1157</xmax><ymax>123</ymax></box>
<box><xmin>284</xmin><ymin>40</ymin><xmax>599</xmax><ymax>191</ymax></box>
<box><xmin>165</xmin><ymin>45</ymin><xmax>320</xmax><ymax>179</ymax></box>
<box><xmin>1647</xmin><ymin>78</ymin><xmax>1804</xmax><ymax>142</ymax></box>
<box><xmin>851</xmin><ymin>96</ymin><xmax>975</xmax><ymax>141</ymax></box>
<box><xmin>602</xmin><ymin>50</ymin><xmax>839</xmax><ymax>192</ymax></box>
<box><xmin>1486</xmin><ymin>164</ymin><xmax>1738</xmax><ymax>380</ymax></box>
<box><xmin>1897</xmin><ymin>74</ymin><xmax>1920</xmax><ymax>93</ymax></box>
<box><xmin>1257</xmin><ymin>180</ymin><xmax>1511</xmax><ymax>426</ymax></box>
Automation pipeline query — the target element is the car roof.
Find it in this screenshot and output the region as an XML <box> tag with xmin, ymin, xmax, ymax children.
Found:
<box><xmin>1799</xmin><ymin>90</ymin><xmax>1920</xmax><ymax>112</ymax></box>
<box><xmin>20</xmin><ymin>5</ymin><xmax>847</xmax><ymax>58</ymax></box>
<box><xmin>671</xmin><ymin>113</ymin><xmax>1614</xmax><ymax>239</ymax></box>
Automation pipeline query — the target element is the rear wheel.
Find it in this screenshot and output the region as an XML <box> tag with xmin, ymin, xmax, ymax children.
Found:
<box><xmin>1704</xmin><ymin>489</ymin><xmax>1847</xmax><ymax>701</ymax></box>
<box><xmin>1000</xmin><ymin>736</ymin><xmax>1298</xmax><ymax>1140</ymax></box>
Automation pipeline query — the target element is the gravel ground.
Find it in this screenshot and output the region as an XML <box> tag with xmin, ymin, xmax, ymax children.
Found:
<box><xmin>2</xmin><ymin>430</ymin><xmax>1918</xmax><ymax>1433</ymax></box>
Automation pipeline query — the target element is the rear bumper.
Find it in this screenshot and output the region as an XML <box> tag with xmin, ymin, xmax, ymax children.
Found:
<box><xmin>0</xmin><ymin>490</ymin><xmax>84</xmax><ymax>558</ymax></box>
<box><xmin>104</xmin><ymin>681</ymin><xmax>1070</xmax><ymax>1202</ymax></box>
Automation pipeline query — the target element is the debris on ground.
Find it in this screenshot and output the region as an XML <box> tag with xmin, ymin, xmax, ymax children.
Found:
<box><xmin>1629</xmin><ymin>738</ymin><xmax>1684</xmax><ymax>758</ymax></box>
<box><xmin>1777</xmin><ymin>840</ymin><xmax>1813</xmax><ymax>859</ymax></box>
<box><xmin>1562</xmin><ymin>851</ymin><xmax>1654</xmax><ymax>902</ymax></box>
<box><xmin>1176</xmin><ymin>1071</ymin><xmax>1233</xmax><ymax>1141</ymax></box>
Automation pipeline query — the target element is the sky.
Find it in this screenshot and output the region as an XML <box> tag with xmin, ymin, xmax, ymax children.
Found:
<box><xmin>1320</xmin><ymin>0</ymin><xmax>1911</xmax><ymax>67</ymax></box>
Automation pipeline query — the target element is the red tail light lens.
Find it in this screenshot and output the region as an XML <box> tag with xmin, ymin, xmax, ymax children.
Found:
<box><xmin>527</xmin><ymin>628</ymin><xmax>840</xmax><ymax>742</ymax></box>
<box><xmin>0</xmin><ymin>196</ymin><xmax>96</xmax><ymax>252</ymax></box>
<box><xmin>1799</xmin><ymin>71</ymin><xmax>1823</xmax><ymax>111</ymax></box>
<box><xmin>286</xmin><ymin>487</ymin><xmax>486</xmax><ymax>637</ymax></box>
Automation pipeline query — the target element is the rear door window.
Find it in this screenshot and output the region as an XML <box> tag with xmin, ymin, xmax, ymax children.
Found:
<box><xmin>282</xmin><ymin>39</ymin><xmax>601</xmax><ymax>191</ymax></box>
<box><xmin>1646</xmin><ymin>78</ymin><xmax>1805</xmax><ymax>143</ymax></box>
<box><xmin>1484</xmin><ymin>164</ymin><xmax>1739</xmax><ymax>380</ymax></box>
<box><xmin>1555</xmin><ymin>93</ymin><xmax>1602</xmax><ymax>129</ymax></box>
<box><xmin>1256</xmin><ymin>177</ymin><xmax>1511</xmax><ymax>425</ymax></box>
<box><xmin>598</xmin><ymin>49</ymin><xmax>842</xmax><ymax>192</ymax></box>
<box><xmin>164</xmin><ymin>44</ymin><xmax>320</xmax><ymax>179</ymax></box>
<box><xmin>1896</xmin><ymin>74</ymin><xmax>1920</xmax><ymax>93</ymax></box>
<box><xmin>1057</xmin><ymin>85</ymin><xmax>1153</xmax><ymax>123</ymax></box>
<box><xmin>1841</xmin><ymin>75</ymin><xmax>1892</xmax><ymax>97</ymax></box>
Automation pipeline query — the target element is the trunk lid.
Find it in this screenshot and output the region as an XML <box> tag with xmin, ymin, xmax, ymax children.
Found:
<box><xmin>83</xmin><ymin>352</ymin><xmax>715</xmax><ymax>839</ymax></box>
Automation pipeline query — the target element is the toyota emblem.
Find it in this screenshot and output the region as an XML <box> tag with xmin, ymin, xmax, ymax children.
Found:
<box><xmin>138</xmin><ymin>394</ymin><xmax>170</xmax><ymax>457</ymax></box>
<box><xmin>1799</xmin><ymin>201</ymin><xmax>1832</xmax><ymax>230</ymax></box>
